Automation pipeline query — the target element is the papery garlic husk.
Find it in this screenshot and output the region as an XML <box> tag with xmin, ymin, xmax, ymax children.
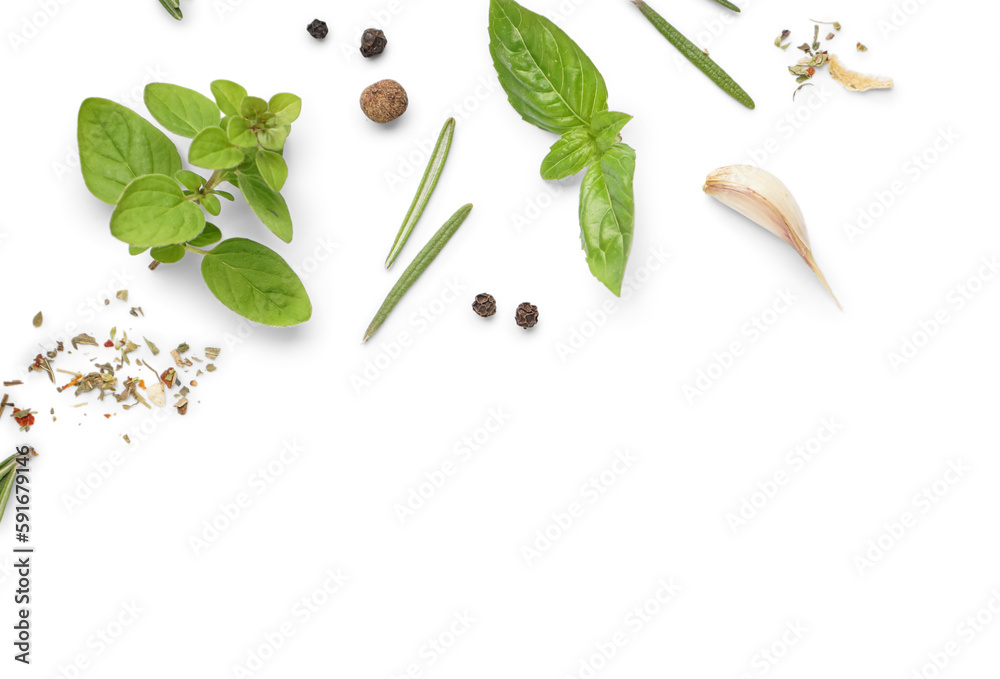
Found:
<box><xmin>703</xmin><ymin>165</ymin><xmax>841</xmax><ymax>309</ymax></box>
<box><xmin>828</xmin><ymin>54</ymin><xmax>893</xmax><ymax>92</ymax></box>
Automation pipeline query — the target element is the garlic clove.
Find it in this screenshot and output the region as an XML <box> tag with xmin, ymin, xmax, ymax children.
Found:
<box><xmin>703</xmin><ymin>164</ymin><xmax>841</xmax><ymax>309</ymax></box>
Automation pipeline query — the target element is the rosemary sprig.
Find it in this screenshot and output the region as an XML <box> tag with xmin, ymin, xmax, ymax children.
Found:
<box><xmin>707</xmin><ymin>0</ymin><xmax>740</xmax><ymax>12</ymax></box>
<box><xmin>630</xmin><ymin>0</ymin><xmax>755</xmax><ymax>109</ymax></box>
<box><xmin>385</xmin><ymin>118</ymin><xmax>455</xmax><ymax>269</ymax></box>
<box><xmin>364</xmin><ymin>204</ymin><xmax>473</xmax><ymax>342</ymax></box>
<box><xmin>0</xmin><ymin>454</ymin><xmax>18</xmax><ymax>527</ymax></box>
<box><xmin>159</xmin><ymin>0</ymin><xmax>182</xmax><ymax>20</ymax></box>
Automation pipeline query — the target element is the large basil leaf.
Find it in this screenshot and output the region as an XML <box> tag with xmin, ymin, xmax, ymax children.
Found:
<box><xmin>540</xmin><ymin>128</ymin><xmax>599</xmax><ymax>180</ymax></box>
<box><xmin>591</xmin><ymin>111</ymin><xmax>633</xmax><ymax>154</ymax></box>
<box><xmin>579</xmin><ymin>143</ymin><xmax>636</xmax><ymax>296</ymax></box>
<box><xmin>77</xmin><ymin>98</ymin><xmax>182</xmax><ymax>205</ymax></box>
<box><xmin>144</xmin><ymin>83</ymin><xmax>221</xmax><ymax>138</ymax></box>
<box><xmin>488</xmin><ymin>0</ymin><xmax>609</xmax><ymax>133</ymax></box>
<box><xmin>110</xmin><ymin>174</ymin><xmax>206</xmax><ymax>247</ymax></box>
<box><xmin>201</xmin><ymin>238</ymin><xmax>311</xmax><ymax>326</ymax></box>
<box><xmin>233</xmin><ymin>170</ymin><xmax>293</xmax><ymax>243</ymax></box>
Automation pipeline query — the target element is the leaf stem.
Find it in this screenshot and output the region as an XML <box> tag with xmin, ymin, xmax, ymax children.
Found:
<box><xmin>184</xmin><ymin>244</ymin><xmax>211</xmax><ymax>256</ymax></box>
<box><xmin>385</xmin><ymin>118</ymin><xmax>456</xmax><ymax>269</ymax></box>
<box><xmin>364</xmin><ymin>203</ymin><xmax>473</xmax><ymax>343</ymax></box>
<box><xmin>631</xmin><ymin>0</ymin><xmax>755</xmax><ymax>109</ymax></box>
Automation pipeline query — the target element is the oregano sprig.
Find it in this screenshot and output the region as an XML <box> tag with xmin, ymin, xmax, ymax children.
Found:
<box><xmin>488</xmin><ymin>0</ymin><xmax>637</xmax><ymax>296</ymax></box>
<box><xmin>77</xmin><ymin>80</ymin><xmax>311</xmax><ymax>326</ymax></box>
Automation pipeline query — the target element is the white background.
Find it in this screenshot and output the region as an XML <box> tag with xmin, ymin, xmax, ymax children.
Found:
<box><xmin>2</xmin><ymin>0</ymin><xmax>999</xmax><ymax>677</ymax></box>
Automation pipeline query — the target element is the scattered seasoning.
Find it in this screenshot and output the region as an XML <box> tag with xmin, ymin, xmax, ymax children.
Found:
<box><xmin>472</xmin><ymin>293</ymin><xmax>497</xmax><ymax>318</ymax></box>
<box><xmin>116</xmin><ymin>290</ymin><xmax>129</xmax><ymax>301</ymax></box>
<box><xmin>385</xmin><ymin>118</ymin><xmax>456</xmax><ymax>268</ymax></box>
<box><xmin>360</xmin><ymin>28</ymin><xmax>387</xmax><ymax>57</ymax></box>
<box><xmin>206</xmin><ymin>364</ymin><xmax>217</xmax><ymax>372</ymax></box>
<box><xmin>514</xmin><ymin>303</ymin><xmax>539</xmax><ymax>329</ymax></box>
<box><xmin>826</xmin><ymin>33</ymin><xmax>836</xmax><ymax>40</ymax></box>
<box><xmin>3</xmin><ymin>381</ymin><xmax>22</xmax><ymax>387</ymax></box>
<box><xmin>0</xmin><ymin>394</ymin><xmax>9</xmax><ymax>418</ymax></box>
<box><xmin>809</xmin><ymin>19</ymin><xmax>841</xmax><ymax>31</ymax></box>
<box><xmin>145</xmin><ymin>337</ymin><xmax>160</xmax><ymax>356</ymax></box>
<box><xmin>170</xmin><ymin>349</ymin><xmax>192</xmax><ymax>367</ymax></box>
<box><xmin>32</xmin><ymin>311</ymin><xmax>43</xmax><ymax>328</ymax></box>
<box><xmin>175</xmin><ymin>399</ymin><xmax>189</xmax><ymax>415</ymax></box>
<box><xmin>176</xmin><ymin>342</ymin><xmax>190</xmax><ymax>353</ymax></box>
<box><xmin>161</xmin><ymin>368</ymin><xmax>177</xmax><ymax>388</ymax></box>
<box><xmin>364</xmin><ymin>204</ymin><xmax>474</xmax><ymax>342</ymax></box>
<box><xmin>130</xmin><ymin>307</ymin><xmax>143</xmax><ymax>317</ymax></box>
<box><xmin>190</xmin><ymin>380</ymin><xmax>198</xmax><ymax>387</ymax></box>
<box><xmin>307</xmin><ymin>19</ymin><xmax>329</xmax><ymax>40</ymax></box>
<box><xmin>13</xmin><ymin>409</ymin><xmax>36</xmax><ymax>431</ymax></box>
<box><xmin>360</xmin><ymin>79</ymin><xmax>409</xmax><ymax>123</ymax></box>
<box><xmin>774</xmin><ymin>30</ymin><xmax>791</xmax><ymax>49</ymax></box>
<box><xmin>123</xmin><ymin>434</ymin><xmax>130</xmax><ymax>444</ymax></box>
<box><xmin>30</xmin><ymin>354</ymin><xmax>55</xmax><ymax>383</ymax></box>
<box><xmin>856</xmin><ymin>42</ymin><xmax>868</xmax><ymax>52</ymax></box>
<box><xmin>792</xmin><ymin>82</ymin><xmax>814</xmax><ymax>101</ymax></box>
<box><xmin>72</xmin><ymin>333</ymin><xmax>98</xmax><ymax>350</ymax></box>
<box><xmin>630</xmin><ymin>0</ymin><xmax>755</xmax><ymax>109</ymax></box>
<box><xmin>205</xmin><ymin>347</ymin><xmax>221</xmax><ymax>360</ymax></box>
<box><xmin>104</xmin><ymin>340</ymin><xmax>114</xmax><ymax>348</ymax></box>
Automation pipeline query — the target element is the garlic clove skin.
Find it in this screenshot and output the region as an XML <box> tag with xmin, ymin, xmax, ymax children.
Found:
<box><xmin>703</xmin><ymin>164</ymin><xmax>841</xmax><ymax>309</ymax></box>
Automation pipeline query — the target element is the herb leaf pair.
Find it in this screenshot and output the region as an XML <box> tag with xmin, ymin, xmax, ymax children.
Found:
<box><xmin>77</xmin><ymin>81</ymin><xmax>311</xmax><ymax>326</ymax></box>
<box><xmin>488</xmin><ymin>0</ymin><xmax>637</xmax><ymax>295</ymax></box>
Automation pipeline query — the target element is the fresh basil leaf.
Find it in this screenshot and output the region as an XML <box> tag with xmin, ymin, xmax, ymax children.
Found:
<box><xmin>256</xmin><ymin>150</ymin><xmax>288</xmax><ymax>191</ymax></box>
<box><xmin>144</xmin><ymin>83</ymin><xmax>221</xmax><ymax>138</ymax></box>
<box><xmin>268</xmin><ymin>93</ymin><xmax>301</xmax><ymax>126</ymax></box>
<box><xmin>77</xmin><ymin>98</ymin><xmax>182</xmax><ymax>205</ymax></box>
<box><xmin>210</xmin><ymin>80</ymin><xmax>247</xmax><ymax>117</ymax></box>
<box><xmin>110</xmin><ymin>174</ymin><xmax>206</xmax><ymax>247</ymax></box>
<box><xmin>233</xmin><ymin>171</ymin><xmax>293</xmax><ymax>243</ymax></box>
<box><xmin>591</xmin><ymin>111</ymin><xmax>633</xmax><ymax>153</ymax></box>
<box><xmin>239</xmin><ymin>96</ymin><xmax>268</xmax><ymax>119</ymax></box>
<box><xmin>578</xmin><ymin>143</ymin><xmax>636</xmax><ymax>296</ymax></box>
<box><xmin>188</xmin><ymin>222</ymin><xmax>222</xmax><ymax>247</ymax></box>
<box><xmin>175</xmin><ymin>170</ymin><xmax>205</xmax><ymax>192</ymax></box>
<box><xmin>201</xmin><ymin>193</ymin><xmax>222</xmax><ymax>216</ymax></box>
<box><xmin>256</xmin><ymin>124</ymin><xmax>289</xmax><ymax>152</ymax></box>
<box><xmin>189</xmin><ymin>127</ymin><xmax>243</xmax><ymax>169</ymax></box>
<box><xmin>151</xmin><ymin>244</ymin><xmax>185</xmax><ymax>263</ymax></box>
<box><xmin>201</xmin><ymin>238</ymin><xmax>312</xmax><ymax>326</ymax></box>
<box><xmin>129</xmin><ymin>245</ymin><xmax>149</xmax><ymax>256</ymax></box>
<box><xmin>540</xmin><ymin>128</ymin><xmax>599</xmax><ymax>180</ymax></box>
<box><xmin>488</xmin><ymin>0</ymin><xmax>609</xmax><ymax>133</ymax></box>
<box><xmin>226</xmin><ymin>117</ymin><xmax>257</xmax><ymax>148</ymax></box>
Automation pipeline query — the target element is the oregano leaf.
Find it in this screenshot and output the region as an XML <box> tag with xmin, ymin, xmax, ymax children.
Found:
<box><xmin>201</xmin><ymin>238</ymin><xmax>312</xmax><ymax>326</ymax></box>
<box><xmin>144</xmin><ymin>83</ymin><xmax>221</xmax><ymax>138</ymax></box>
<box><xmin>189</xmin><ymin>127</ymin><xmax>243</xmax><ymax>169</ymax></box>
<box><xmin>110</xmin><ymin>174</ymin><xmax>206</xmax><ymax>247</ymax></box>
<box><xmin>210</xmin><ymin>80</ymin><xmax>247</xmax><ymax>117</ymax></box>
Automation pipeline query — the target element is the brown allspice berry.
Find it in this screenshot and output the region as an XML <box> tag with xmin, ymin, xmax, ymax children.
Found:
<box><xmin>360</xmin><ymin>79</ymin><xmax>408</xmax><ymax>123</ymax></box>
<box><xmin>306</xmin><ymin>19</ymin><xmax>329</xmax><ymax>40</ymax></box>
<box><xmin>472</xmin><ymin>293</ymin><xmax>497</xmax><ymax>318</ymax></box>
<box><xmin>360</xmin><ymin>28</ymin><xmax>387</xmax><ymax>57</ymax></box>
<box><xmin>514</xmin><ymin>302</ymin><xmax>539</xmax><ymax>329</ymax></box>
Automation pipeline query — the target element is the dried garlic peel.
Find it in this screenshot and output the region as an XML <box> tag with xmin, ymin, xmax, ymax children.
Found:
<box><xmin>703</xmin><ymin>165</ymin><xmax>842</xmax><ymax>309</ymax></box>
<box><xmin>828</xmin><ymin>54</ymin><xmax>893</xmax><ymax>92</ymax></box>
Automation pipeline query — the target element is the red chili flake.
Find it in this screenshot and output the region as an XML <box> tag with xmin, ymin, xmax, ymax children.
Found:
<box><xmin>807</xmin><ymin>67</ymin><xmax>816</xmax><ymax>76</ymax></box>
<box><xmin>138</xmin><ymin>379</ymin><xmax>146</xmax><ymax>390</ymax></box>
<box><xmin>32</xmin><ymin>354</ymin><xmax>44</xmax><ymax>368</ymax></box>
<box><xmin>104</xmin><ymin>413</ymin><xmax>112</xmax><ymax>419</ymax></box>
<box><xmin>104</xmin><ymin>340</ymin><xmax>114</xmax><ymax>347</ymax></box>
<box><xmin>14</xmin><ymin>412</ymin><xmax>34</xmax><ymax>427</ymax></box>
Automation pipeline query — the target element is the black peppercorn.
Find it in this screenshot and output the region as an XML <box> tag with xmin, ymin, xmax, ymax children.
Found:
<box><xmin>360</xmin><ymin>28</ymin><xmax>387</xmax><ymax>57</ymax></box>
<box><xmin>307</xmin><ymin>19</ymin><xmax>329</xmax><ymax>40</ymax></box>
<box><xmin>472</xmin><ymin>293</ymin><xmax>497</xmax><ymax>318</ymax></box>
<box><xmin>514</xmin><ymin>302</ymin><xmax>539</xmax><ymax>329</ymax></box>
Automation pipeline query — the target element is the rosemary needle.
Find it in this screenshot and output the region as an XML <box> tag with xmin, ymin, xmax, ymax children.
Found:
<box><xmin>631</xmin><ymin>0</ymin><xmax>755</xmax><ymax>109</ymax></box>
<box><xmin>364</xmin><ymin>203</ymin><xmax>473</xmax><ymax>343</ymax></box>
<box><xmin>386</xmin><ymin>118</ymin><xmax>456</xmax><ymax>269</ymax></box>
<box><xmin>159</xmin><ymin>0</ymin><xmax>183</xmax><ymax>20</ymax></box>
<box><xmin>707</xmin><ymin>0</ymin><xmax>740</xmax><ymax>11</ymax></box>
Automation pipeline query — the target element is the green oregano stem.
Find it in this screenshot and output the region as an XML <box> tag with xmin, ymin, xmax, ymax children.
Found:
<box><xmin>364</xmin><ymin>203</ymin><xmax>473</xmax><ymax>343</ymax></box>
<box><xmin>183</xmin><ymin>244</ymin><xmax>211</xmax><ymax>256</ymax></box>
<box><xmin>385</xmin><ymin>118</ymin><xmax>456</xmax><ymax>269</ymax></box>
<box><xmin>631</xmin><ymin>0</ymin><xmax>755</xmax><ymax>109</ymax></box>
